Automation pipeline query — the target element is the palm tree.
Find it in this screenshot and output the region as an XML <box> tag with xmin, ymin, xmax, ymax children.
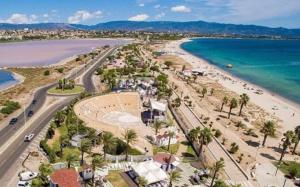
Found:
<box><xmin>79</xmin><ymin>138</ymin><xmax>92</xmax><ymax>165</ymax></box>
<box><xmin>228</xmin><ymin>98</ymin><xmax>238</xmax><ymax>119</ymax></box>
<box><xmin>239</xmin><ymin>93</ymin><xmax>250</xmax><ymax>116</ymax></box>
<box><xmin>210</xmin><ymin>158</ymin><xmax>225</xmax><ymax>187</ymax></box>
<box><xmin>153</xmin><ymin>120</ymin><xmax>163</xmax><ymax>135</ymax></box>
<box><xmin>261</xmin><ymin>121</ymin><xmax>276</xmax><ymax>147</ymax></box>
<box><xmin>188</xmin><ymin>127</ymin><xmax>201</xmax><ymax>142</ymax></box>
<box><xmin>198</xmin><ymin>128</ymin><xmax>213</xmax><ymax>156</ymax></box>
<box><xmin>220</xmin><ymin>96</ymin><xmax>228</xmax><ymax>112</ymax></box>
<box><xmin>293</xmin><ymin>125</ymin><xmax>300</xmax><ymax>155</ymax></box>
<box><xmin>279</xmin><ymin>130</ymin><xmax>296</xmax><ymax>162</ymax></box>
<box><xmin>169</xmin><ymin>170</ymin><xmax>181</xmax><ymax>187</ymax></box>
<box><xmin>167</xmin><ymin>131</ymin><xmax>175</xmax><ymax>151</ymax></box>
<box><xmin>91</xmin><ymin>155</ymin><xmax>105</xmax><ymax>184</ymax></box>
<box><xmin>66</xmin><ymin>152</ymin><xmax>78</xmax><ymax>168</ymax></box>
<box><xmin>137</xmin><ymin>176</ymin><xmax>148</xmax><ymax>187</ymax></box>
<box><xmin>101</xmin><ymin>132</ymin><xmax>116</xmax><ymax>160</ymax></box>
<box><xmin>123</xmin><ymin>129</ymin><xmax>138</xmax><ymax>161</ymax></box>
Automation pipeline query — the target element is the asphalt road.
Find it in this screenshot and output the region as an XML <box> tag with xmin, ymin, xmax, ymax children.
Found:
<box><xmin>0</xmin><ymin>47</ymin><xmax>117</xmax><ymax>181</ymax></box>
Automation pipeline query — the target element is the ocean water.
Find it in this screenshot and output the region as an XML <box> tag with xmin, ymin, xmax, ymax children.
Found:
<box><xmin>0</xmin><ymin>69</ymin><xmax>17</xmax><ymax>90</ymax></box>
<box><xmin>181</xmin><ymin>38</ymin><xmax>300</xmax><ymax>105</ymax></box>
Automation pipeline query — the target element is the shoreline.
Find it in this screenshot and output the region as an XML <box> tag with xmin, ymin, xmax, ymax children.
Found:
<box><xmin>166</xmin><ymin>38</ymin><xmax>300</xmax><ymax>131</ymax></box>
<box><xmin>0</xmin><ymin>70</ymin><xmax>25</xmax><ymax>92</ymax></box>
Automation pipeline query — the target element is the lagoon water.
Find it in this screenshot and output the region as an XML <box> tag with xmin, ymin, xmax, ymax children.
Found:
<box><xmin>0</xmin><ymin>69</ymin><xmax>17</xmax><ymax>90</ymax></box>
<box><xmin>0</xmin><ymin>39</ymin><xmax>128</xmax><ymax>90</ymax></box>
<box><xmin>181</xmin><ymin>38</ymin><xmax>300</xmax><ymax>105</ymax></box>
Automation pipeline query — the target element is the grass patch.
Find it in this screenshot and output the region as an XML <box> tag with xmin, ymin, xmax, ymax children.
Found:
<box><xmin>153</xmin><ymin>143</ymin><xmax>180</xmax><ymax>154</ymax></box>
<box><xmin>274</xmin><ymin>161</ymin><xmax>300</xmax><ymax>178</ymax></box>
<box><xmin>47</xmin><ymin>124</ymin><xmax>68</xmax><ymax>151</ymax></box>
<box><xmin>186</xmin><ymin>145</ymin><xmax>197</xmax><ymax>157</ymax></box>
<box><xmin>0</xmin><ymin>100</ymin><xmax>20</xmax><ymax>115</ymax></box>
<box><xmin>48</xmin><ymin>85</ymin><xmax>85</xmax><ymax>95</ymax></box>
<box><xmin>59</xmin><ymin>147</ymin><xmax>80</xmax><ymax>162</ymax></box>
<box><xmin>106</xmin><ymin>171</ymin><xmax>129</xmax><ymax>187</ymax></box>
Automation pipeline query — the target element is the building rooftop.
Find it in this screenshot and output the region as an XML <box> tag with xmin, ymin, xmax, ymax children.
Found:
<box><xmin>50</xmin><ymin>168</ymin><xmax>80</xmax><ymax>187</ymax></box>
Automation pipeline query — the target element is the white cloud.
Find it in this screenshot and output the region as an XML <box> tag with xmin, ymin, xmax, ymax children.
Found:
<box><xmin>68</xmin><ymin>10</ymin><xmax>102</xmax><ymax>24</ymax></box>
<box><xmin>155</xmin><ymin>12</ymin><xmax>165</xmax><ymax>19</ymax></box>
<box><xmin>171</xmin><ymin>5</ymin><xmax>191</xmax><ymax>13</ymax></box>
<box><xmin>3</xmin><ymin>13</ymin><xmax>38</xmax><ymax>24</ymax></box>
<box><xmin>154</xmin><ymin>4</ymin><xmax>160</xmax><ymax>9</ymax></box>
<box><xmin>43</xmin><ymin>14</ymin><xmax>49</xmax><ymax>18</ymax></box>
<box><xmin>139</xmin><ymin>3</ymin><xmax>145</xmax><ymax>7</ymax></box>
<box><xmin>128</xmin><ymin>14</ymin><xmax>149</xmax><ymax>21</ymax></box>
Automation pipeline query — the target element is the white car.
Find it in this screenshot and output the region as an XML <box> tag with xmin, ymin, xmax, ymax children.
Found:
<box><xmin>24</xmin><ymin>134</ymin><xmax>35</xmax><ymax>142</ymax></box>
<box><xmin>17</xmin><ymin>180</ymin><xmax>31</xmax><ymax>187</ymax></box>
<box><xmin>19</xmin><ymin>171</ymin><xmax>38</xmax><ymax>181</ymax></box>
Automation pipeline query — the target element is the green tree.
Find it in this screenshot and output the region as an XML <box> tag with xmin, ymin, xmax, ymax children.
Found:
<box><xmin>210</xmin><ymin>158</ymin><xmax>225</xmax><ymax>187</ymax></box>
<box><xmin>66</xmin><ymin>152</ymin><xmax>78</xmax><ymax>168</ymax></box>
<box><xmin>239</xmin><ymin>93</ymin><xmax>250</xmax><ymax>116</ymax></box>
<box><xmin>79</xmin><ymin>138</ymin><xmax>92</xmax><ymax>165</ymax></box>
<box><xmin>229</xmin><ymin>142</ymin><xmax>239</xmax><ymax>154</ymax></box>
<box><xmin>169</xmin><ymin>170</ymin><xmax>181</xmax><ymax>187</ymax></box>
<box><xmin>293</xmin><ymin>125</ymin><xmax>300</xmax><ymax>155</ymax></box>
<box><xmin>220</xmin><ymin>96</ymin><xmax>228</xmax><ymax>112</ymax></box>
<box><xmin>101</xmin><ymin>132</ymin><xmax>116</xmax><ymax>160</ymax></box>
<box><xmin>39</xmin><ymin>163</ymin><xmax>53</xmax><ymax>185</ymax></box>
<box><xmin>137</xmin><ymin>176</ymin><xmax>148</xmax><ymax>187</ymax></box>
<box><xmin>279</xmin><ymin>130</ymin><xmax>296</xmax><ymax>162</ymax></box>
<box><xmin>153</xmin><ymin>120</ymin><xmax>163</xmax><ymax>135</ymax></box>
<box><xmin>123</xmin><ymin>129</ymin><xmax>138</xmax><ymax>161</ymax></box>
<box><xmin>91</xmin><ymin>155</ymin><xmax>105</xmax><ymax>184</ymax></box>
<box><xmin>261</xmin><ymin>121</ymin><xmax>276</xmax><ymax>147</ymax></box>
<box><xmin>44</xmin><ymin>70</ymin><xmax>50</xmax><ymax>76</ymax></box>
<box><xmin>228</xmin><ymin>98</ymin><xmax>238</xmax><ymax>119</ymax></box>
<box><xmin>172</xmin><ymin>97</ymin><xmax>181</xmax><ymax>108</ymax></box>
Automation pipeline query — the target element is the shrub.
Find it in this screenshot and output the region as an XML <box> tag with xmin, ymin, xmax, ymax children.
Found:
<box><xmin>56</xmin><ymin>68</ymin><xmax>64</xmax><ymax>73</ymax></box>
<box><xmin>215</xmin><ymin>129</ymin><xmax>222</xmax><ymax>138</ymax></box>
<box><xmin>40</xmin><ymin>140</ymin><xmax>55</xmax><ymax>162</ymax></box>
<box><xmin>229</xmin><ymin>143</ymin><xmax>239</xmax><ymax>154</ymax></box>
<box><xmin>0</xmin><ymin>100</ymin><xmax>21</xmax><ymax>115</ymax></box>
<box><xmin>44</xmin><ymin>70</ymin><xmax>50</xmax><ymax>76</ymax></box>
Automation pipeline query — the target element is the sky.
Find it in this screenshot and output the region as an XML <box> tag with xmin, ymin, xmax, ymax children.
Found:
<box><xmin>0</xmin><ymin>0</ymin><xmax>300</xmax><ymax>28</ymax></box>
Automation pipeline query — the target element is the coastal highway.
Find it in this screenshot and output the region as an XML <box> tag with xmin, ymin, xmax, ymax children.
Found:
<box><xmin>0</xmin><ymin>47</ymin><xmax>117</xmax><ymax>181</ymax></box>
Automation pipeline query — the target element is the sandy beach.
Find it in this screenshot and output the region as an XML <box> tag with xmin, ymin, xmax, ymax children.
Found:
<box><xmin>165</xmin><ymin>39</ymin><xmax>300</xmax><ymax>132</ymax></box>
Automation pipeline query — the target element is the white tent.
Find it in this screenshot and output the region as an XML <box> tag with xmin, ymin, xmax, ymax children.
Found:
<box><xmin>132</xmin><ymin>160</ymin><xmax>168</xmax><ymax>185</ymax></box>
<box><xmin>150</xmin><ymin>99</ymin><xmax>167</xmax><ymax>112</ymax></box>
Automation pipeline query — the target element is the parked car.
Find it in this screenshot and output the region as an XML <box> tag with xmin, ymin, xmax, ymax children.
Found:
<box><xmin>17</xmin><ymin>180</ymin><xmax>31</xmax><ymax>187</ymax></box>
<box><xmin>9</xmin><ymin>118</ymin><xmax>18</xmax><ymax>125</ymax></box>
<box><xmin>24</xmin><ymin>134</ymin><xmax>35</xmax><ymax>142</ymax></box>
<box><xmin>19</xmin><ymin>171</ymin><xmax>38</xmax><ymax>181</ymax></box>
<box><xmin>27</xmin><ymin>111</ymin><xmax>34</xmax><ymax>117</ymax></box>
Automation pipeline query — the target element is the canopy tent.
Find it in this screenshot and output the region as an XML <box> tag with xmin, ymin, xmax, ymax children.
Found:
<box><xmin>150</xmin><ymin>99</ymin><xmax>167</xmax><ymax>112</ymax></box>
<box><xmin>132</xmin><ymin>160</ymin><xmax>168</xmax><ymax>185</ymax></box>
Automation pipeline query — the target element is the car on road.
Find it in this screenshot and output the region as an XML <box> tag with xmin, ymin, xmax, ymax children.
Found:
<box><xmin>31</xmin><ymin>99</ymin><xmax>37</xmax><ymax>105</ymax></box>
<box><xmin>9</xmin><ymin>118</ymin><xmax>18</xmax><ymax>125</ymax></box>
<box><xmin>17</xmin><ymin>180</ymin><xmax>31</xmax><ymax>187</ymax></box>
<box><xmin>24</xmin><ymin>134</ymin><xmax>34</xmax><ymax>142</ymax></box>
<box><xmin>27</xmin><ymin>110</ymin><xmax>34</xmax><ymax>117</ymax></box>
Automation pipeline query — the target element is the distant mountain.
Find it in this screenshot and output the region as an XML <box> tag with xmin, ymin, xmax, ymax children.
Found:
<box><xmin>1</xmin><ymin>21</ymin><xmax>300</xmax><ymax>38</ymax></box>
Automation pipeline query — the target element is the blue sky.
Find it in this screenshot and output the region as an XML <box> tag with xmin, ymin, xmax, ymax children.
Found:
<box><xmin>0</xmin><ymin>0</ymin><xmax>300</xmax><ymax>28</ymax></box>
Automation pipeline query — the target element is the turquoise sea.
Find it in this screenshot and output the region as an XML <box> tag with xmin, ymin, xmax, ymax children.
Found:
<box><xmin>181</xmin><ymin>38</ymin><xmax>300</xmax><ymax>105</ymax></box>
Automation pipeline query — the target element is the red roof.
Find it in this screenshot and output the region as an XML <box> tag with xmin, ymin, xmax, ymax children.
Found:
<box><xmin>51</xmin><ymin>168</ymin><xmax>80</xmax><ymax>187</ymax></box>
<box><xmin>153</xmin><ymin>153</ymin><xmax>176</xmax><ymax>165</ymax></box>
